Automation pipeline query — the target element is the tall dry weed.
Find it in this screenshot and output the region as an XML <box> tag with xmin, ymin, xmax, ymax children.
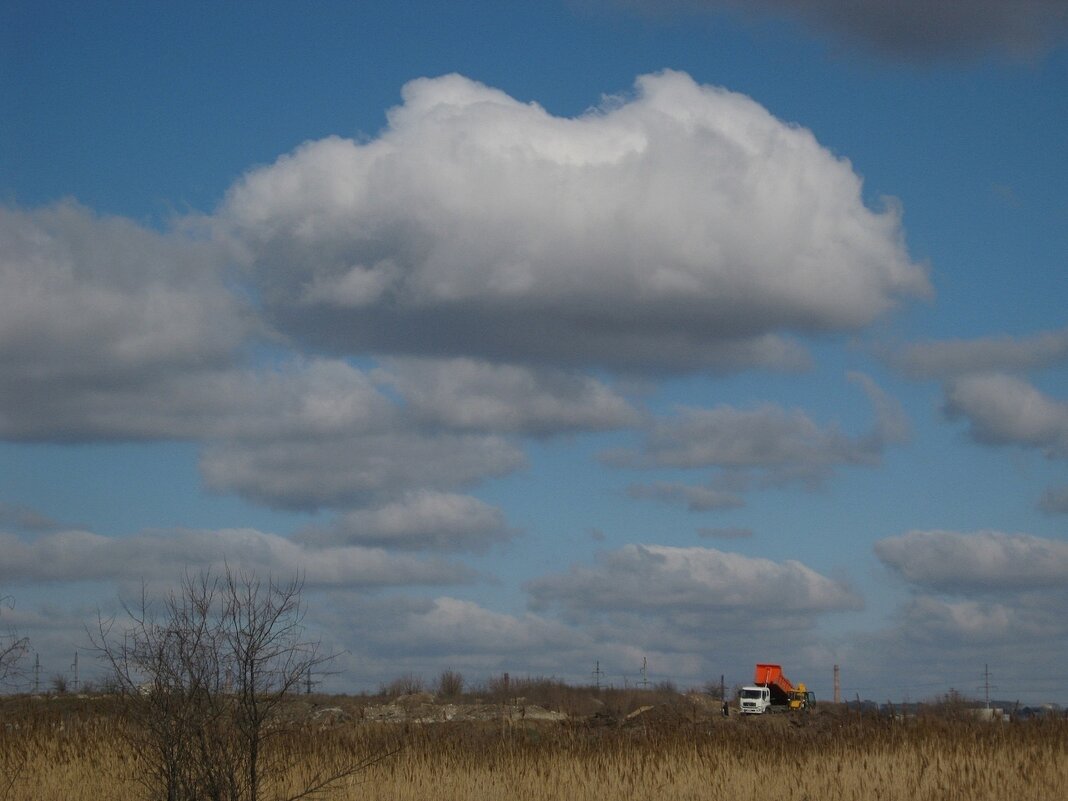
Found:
<box><xmin>4</xmin><ymin>697</ymin><xmax>1066</xmax><ymax>801</ymax></box>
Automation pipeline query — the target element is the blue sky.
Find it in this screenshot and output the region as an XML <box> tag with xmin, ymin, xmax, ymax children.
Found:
<box><xmin>2</xmin><ymin>0</ymin><xmax>1067</xmax><ymax>702</ymax></box>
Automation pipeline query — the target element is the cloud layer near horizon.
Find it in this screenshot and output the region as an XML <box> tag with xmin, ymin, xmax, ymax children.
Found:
<box><xmin>0</xmin><ymin>510</ymin><xmax>864</xmax><ymax>688</ymax></box>
<box><xmin>853</xmin><ymin>529</ymin><xmax>1068</xmax><ymax>695</ymax></box>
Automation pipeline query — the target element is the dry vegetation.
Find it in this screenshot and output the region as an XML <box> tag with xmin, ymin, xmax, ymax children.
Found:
<box><xmin>3</xmin><ymin>691</ymin><xmax>1067</xmax><ymax>801</ymax></box>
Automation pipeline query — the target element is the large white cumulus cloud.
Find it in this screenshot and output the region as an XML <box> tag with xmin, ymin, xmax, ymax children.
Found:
<box><xmin>220</xmin><ymin>70</ymin><xmax>927</xmax><ymax>372</ymax></box>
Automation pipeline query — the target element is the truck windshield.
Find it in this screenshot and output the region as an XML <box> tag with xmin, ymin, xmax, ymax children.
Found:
<box><xmin>740</xmin><ymin>689</ymin><xmax>763</xmax><ymax>699</ymax></box>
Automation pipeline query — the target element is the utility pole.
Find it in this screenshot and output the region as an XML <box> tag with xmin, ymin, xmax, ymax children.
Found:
<box><xmin>720</xmin><ymin>674</ymin><xmax>725</xmax><ymax>702</ymax></box>
<box><xmin>34</xmin><ymin>652</ymin><xmax>40</xmax><ymax>694</ymax></box>
<box><xmin>980</xmin><ymin>664</ymin><xmax>997</xmax><ymax>709</ymax></box>
<box><xmin>71</xmin><ymin>651</ymin><xmax>79</xmax><ymax>693</ymax></box>
<box><xmin>640</xmin><ymin>657</ymin><xmax>648</xmax><ymax>689</ymax></box>
<box><xmin>592</xmin><ymin>660</ymin><xmax>603</xmax><ymax>690</ymax></box>
<box><xmin>833</xmin><ymin>664</ymin><xmax>841</xmax><ymax>705</ymax></box>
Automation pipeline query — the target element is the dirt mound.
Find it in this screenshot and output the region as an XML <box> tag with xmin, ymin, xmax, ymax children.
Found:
<box><xmin>357</xmin><ymin>697</ymin><xmax>568</xmax><ymax>724</ymax></box>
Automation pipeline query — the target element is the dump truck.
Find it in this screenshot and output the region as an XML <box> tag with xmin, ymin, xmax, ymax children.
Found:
<box><xmin>738</xmin><ymin>663</ymin><xmax>814</xmax><ymax>714</ymax></box>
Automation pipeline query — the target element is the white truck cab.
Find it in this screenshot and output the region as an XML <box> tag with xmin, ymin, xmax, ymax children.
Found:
<box><xmin>738</xmin><ymin>685</ymin><xmax>772</xmax><ymax>714</ymax></box>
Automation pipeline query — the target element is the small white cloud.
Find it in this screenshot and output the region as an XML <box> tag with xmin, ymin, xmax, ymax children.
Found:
<box><xmin>628</xmin><ymin>481</ymin><xmax>745</xmax><ymax>511</ymax></box>
<box><xmin>898</xmin><ymin>595</ymin><xmax>1060</xmax><ymax>643</ymax></box>
<box><xmin>892</xmin><ymin>327</ymin><xmax>1068</xmax><ymax>379</ymax></box>
<box><xmin>1039</xmin><ymin>484</ymin><xmax>1068</xmax><ymax>515</ymax></box>
<box><xmin>312</xmin><ymin>594</ymin><xmax>594</xmax><ymax>678</ymax></box>
<box><xmin>697</xmin><ymin>526</ymin><xmax>753</xmax><ymax>540</ymax></box>
<box><xmin>376</xmin><ymin>357</ymin><xmax>640</xmax><ymax>435</ymax></box>
<box><xmin>616</xmin><ymin>1</ymin><xmax>1068</xmax><ymax>58</ymax></box>
<box><xmin>0</xmin><ymin>527</ymin><xmax>476</xmax><ymax>588</ymax></box>
<box><xmin>526</xmin><ymin>544</ymin><xmax>861</xmax><ymax>618</ymax></box>
<box><xmin>609</xmin><ymin>374</ymin><xmax>907</xmax><ymax>502</ymax></box>
<box><xmin>380</xmin><ymin>597</ymin><xmax>584</xmax><ymax>654</ymax></box>
<box><xmin>0</xmin><ymin>503</ymin><xmax>66</xmax><ymax>533</ymax></box>
<box><xmin>945</xmin><ymin>374</ymin><xmax>1068</xmax><ymax>458</ymax></box>
<box><xmin>875</xmin><ymin>529</ymin><xmax>1068</xmax><ymax>592</ymax></box>
<box><xmin>298</xmin><ymin>491</ymin><xmax>513</xmax><ymax>552</ymax></box>
<box><xmin>201</xmin><ymin>430</ymin><xmax>524</xmax><ymax>511</ymax></box>
<box><xmin>25</xmin><ymin>357</ymin><xmax>390</xmax><ymax>443</ymax></box>
<box><xmin>301</xmin><ymin>259</ymin><xmax>400</xmax><ymax>307</ymax></box>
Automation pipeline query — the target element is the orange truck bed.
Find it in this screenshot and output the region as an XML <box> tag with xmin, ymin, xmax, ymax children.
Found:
<box><xmin>754</xmin><ymin>663</ymin><xmax>795</xmax><ymax>704</ymax></box>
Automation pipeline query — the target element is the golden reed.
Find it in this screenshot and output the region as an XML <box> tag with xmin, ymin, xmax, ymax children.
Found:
<box><xmin>3</xmin><ymin>696</ymin><xmax>1066</xmax><ymax>801</ymax></box>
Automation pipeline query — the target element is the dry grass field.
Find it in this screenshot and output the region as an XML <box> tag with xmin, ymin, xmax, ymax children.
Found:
<box><xmin>2</xmin><ymin>694</ymin><xmax>1066</xmax><ymax>801</ymax></box>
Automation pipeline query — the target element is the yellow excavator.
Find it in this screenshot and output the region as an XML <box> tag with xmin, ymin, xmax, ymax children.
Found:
<box><xmin>789</xmin><ymin>682</ymin><xmax>815</xmax><ymax>711</ymax></box>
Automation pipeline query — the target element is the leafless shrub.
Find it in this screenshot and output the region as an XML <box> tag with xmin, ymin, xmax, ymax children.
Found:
<box><xmin>437</xmin><ymin>669</ymin><xmax>464</xmax><ymax>698</ymax></box>
<box><xmin>702</xmin><ymin>680</ymin><xmax>726</xmax><ymax>700</ymax></box>
<box><xmin>485</xmin><ymin>672</ymin><xmax>511</xmax><ymax>700</ymax></box>
<box><xmin>383</xmin><ymin>673</ymin><xmax>425</xmax><ymax>697</ymax></box>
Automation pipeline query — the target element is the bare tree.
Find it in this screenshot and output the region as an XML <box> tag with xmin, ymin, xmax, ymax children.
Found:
<box><xmin>93</xmin><ymin>568</ymin><xmax>380</xmax><ymax>801</ymax></box>
<box><xmin>0</xmin><ymin>594</ymin><xmax>29</xmax><ymax>801</ymax></box>
<box><xmin>0</xmin><ymin>593</ymin><xmax>28</xmax><ymax>689</ymax></box>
